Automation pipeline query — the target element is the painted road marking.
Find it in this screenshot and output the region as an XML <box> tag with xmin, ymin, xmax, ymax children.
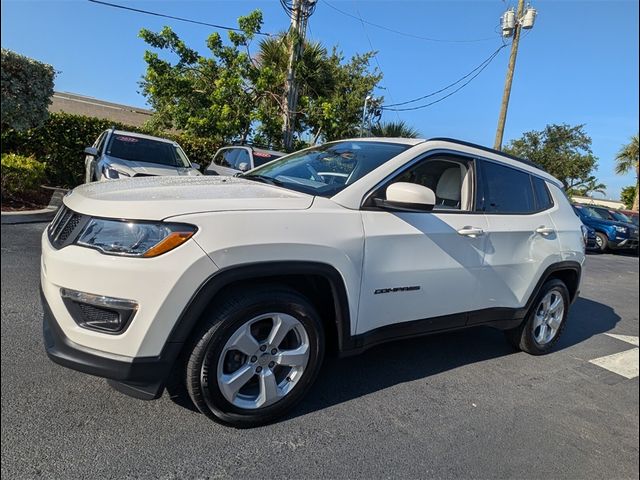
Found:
<box><xmin>604</xmin><ymin>333</ymin><xmax>639</xmax><ymax>347</ymax></box>
<box><xmin>589</xmin><ymin>335</ymin><xmax>639</xmax><ymax>379</ymax></box>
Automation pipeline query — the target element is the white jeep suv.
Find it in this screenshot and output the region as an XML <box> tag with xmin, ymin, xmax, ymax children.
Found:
<box><xmin>41</xmin><ymin>138</ymin><xmax>585</xmax><ymax>427</ymax></box>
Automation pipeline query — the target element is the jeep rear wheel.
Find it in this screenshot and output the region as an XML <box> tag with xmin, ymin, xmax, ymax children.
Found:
<box><xmin>184</xmin><ymin>286</ymin><xmax>324</xmax><ymax>428</ymax></box>
<box><xmin>505</xmin><ymin>279</ymin><xmax>570</xmax><ymax>355</ymax></box>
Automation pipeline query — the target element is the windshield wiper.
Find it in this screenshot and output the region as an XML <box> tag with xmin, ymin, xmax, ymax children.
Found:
<box><xmin>241</xmin><ymin>174</ymin><xmax>285</xmax><ymax>187</ymax></box>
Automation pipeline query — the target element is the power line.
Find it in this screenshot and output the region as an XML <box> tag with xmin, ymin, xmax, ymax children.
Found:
<box><xmin>322</xmin><ymin>0</ymin><xmax>498</xmax><ymax>44</ymax></box>
<box><xmin>87</xmin><ymin>0</ymin><xmax>272</xmax><ymax>36</ymax></box>
<box><xmin>381</xmin><ymin>44</ymin><xmax>508</xmax><ymax>112</ymax></box>
<box><xmin>383</xmin><ymin>45</ymin><xmax>507</xmax><ymax>108</ymax></box>
<box><xmin>351</xmin><ymin>2</ymin><xmax>401</xmax><ymax>122</ymax></box>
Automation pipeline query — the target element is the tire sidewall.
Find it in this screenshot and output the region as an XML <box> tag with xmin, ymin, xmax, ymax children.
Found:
<box><xmin>191</xmin><ymin>292</ymin><xmax>324</xmax><ymax>427</ymax></box>
<box><xmin>521</xmin><ymin>279</ymin><xmax>570</xmax><ymax>355</ymax></box>
<box><xmin>595</xmin><ymin>232</ymin><xmax>608</xmax><ymax>253</ymax></box>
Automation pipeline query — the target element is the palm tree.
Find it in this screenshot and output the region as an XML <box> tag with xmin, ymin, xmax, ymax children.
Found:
<box><xmin>370</xmin><ymin>121</ymin><xmax>421</xmax><ymax>138</ymax></box>
<box><xmin>575</xmin><ymin>177</ymin><xmax>607</xmax><ymax>197</ymax></box>
<box><xmin>615</xmin><ymin>134</ymin><xmax>639</xmax><ymax>211</ymax></box>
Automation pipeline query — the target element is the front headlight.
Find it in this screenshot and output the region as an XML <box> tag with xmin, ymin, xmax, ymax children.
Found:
<box><xmin>102</xmin><ymin>166</ymin><xmax>131</xmax><ymax>179</ymax></box>
<box><xmin>76</xmin><ymin>219</ymin><xmax>197</xmax><ymax>257</ymax></box>
<box><xmin>615</xmin><ymin>225</ymin><xmax>628</xmax><ymax>233</ymax></box>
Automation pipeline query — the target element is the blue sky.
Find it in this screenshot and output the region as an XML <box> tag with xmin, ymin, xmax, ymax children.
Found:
<box><xmin>2</xmin><ymin>0</ymin><xmax>638</xmax><ymax>198</ymax></box>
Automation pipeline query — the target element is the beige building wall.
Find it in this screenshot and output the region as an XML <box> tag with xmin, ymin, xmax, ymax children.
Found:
<box><xmin>572</xmin><ymin>196</ymin><xmax>626</xmax><ymax>210</ymax></box>
<box><xmin>49</xmin><ymin>92</ymin><xmax>153</xmax><ymax>128</ymax></box>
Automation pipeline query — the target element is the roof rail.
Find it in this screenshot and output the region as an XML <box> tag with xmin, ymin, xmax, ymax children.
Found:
<box><xmin>427</xmin><ymin>137</ymin><xmax>544</xmax><ymax>171</ymax></box>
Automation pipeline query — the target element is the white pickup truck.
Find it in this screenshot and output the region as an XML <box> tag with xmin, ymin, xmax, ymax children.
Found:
<box><xmin>41</xmin><ymin>137</ymin><xmax>585</xmax><ymax>427</ymax></box>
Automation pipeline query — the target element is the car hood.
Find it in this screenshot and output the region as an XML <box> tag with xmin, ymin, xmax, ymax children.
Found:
<box><xmin>65</xmin><ymin>176</ymin><xmax>314</xmax><ymax>220</ymax></box>
<box><xmin>582</xmin><ymin>216</ymin><xmax>634</xmax><ymax>230</ymax></box>
<box><xmin>105</xmin><ymin>155</ymin><xmax>201</xmax><ymax>177</ymax></box>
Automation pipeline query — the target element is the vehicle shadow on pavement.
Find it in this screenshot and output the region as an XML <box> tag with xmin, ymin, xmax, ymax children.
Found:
<box><xmin>287</xmin><ymin>296</ymin><xmax>620</xmax><ymax>420</ymax></box>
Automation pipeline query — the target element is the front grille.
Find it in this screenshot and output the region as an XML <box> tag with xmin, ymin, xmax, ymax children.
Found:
<box><xmin>48</xmin><ymin>206</ymin><xmax>90</xmax><ymax>249</ymax></box>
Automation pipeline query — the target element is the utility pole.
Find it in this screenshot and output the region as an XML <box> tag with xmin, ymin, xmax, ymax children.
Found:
<box><xmin>281</xmin><ymin>0</ymin><xmax>316</xmax><ymax>152</ymax></box>
<box><xmin>494</xmin><ymin>0</ymin><xmax>537</xmax><ymax>150</ymax></box>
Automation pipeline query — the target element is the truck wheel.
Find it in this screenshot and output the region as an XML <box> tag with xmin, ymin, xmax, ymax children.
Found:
<box><xmin>594</xmin><ymin>232</ymin><xmax>608</xmax><ymax>253</ymax></box>
<box><xmin>184</xmin><ymin>286</ymin><xmax>324</xmax><ymax>428</ymax></box>
<box><xmin>505</xmin><ymin>279</ymin><xmax>570</xmax><ymax>355</ymax></box>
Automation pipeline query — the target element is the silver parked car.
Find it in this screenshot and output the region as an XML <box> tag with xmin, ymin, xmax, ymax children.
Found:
<box><xmin>84</xmin><ymin>129</ymin><xmax>202</xmax><ymax>182</ymax></box>
<box><xmin>205</xmin><ymin>145</ymin><xmax>285</xmax><ymax>176</ymax></box>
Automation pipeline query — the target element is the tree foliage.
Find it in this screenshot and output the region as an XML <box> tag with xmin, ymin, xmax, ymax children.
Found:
<box><xmin>615</xmin><ymin>134</ymin><xmax>639</xmax><ymax>211</ymax></box>
<box><xmin>138</xmin><ymin>10</ymin><xmax>382</xmax><ymax>151</ymax></box>
<box><xmin>620</xmin><ymin>185</ymin><xmax>637</xmax><ymax>210</ymax></box>
<box><xmin>1</xmin><ymin>49</ymin><xmax>55</xmax><ymax>131</ymax></box>
<box><xmin>370</xmin><ymin>120</ymin><xmax>421</xmax><ymax>138</ymax></box>
<box><xmin>504</xmin><ymin>124</ymin><xmax>602</xmax><ymax>194</ymax></box>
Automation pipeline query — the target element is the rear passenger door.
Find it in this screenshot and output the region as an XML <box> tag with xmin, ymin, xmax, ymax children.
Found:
<box><xmin>471</xmin><ymin>160</ymin><xmax>562</xmax><ymax>322</ymax></box>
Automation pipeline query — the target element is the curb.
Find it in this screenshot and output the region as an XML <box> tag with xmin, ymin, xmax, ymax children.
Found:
<box><xmin>1</xmin><ymin>188</ymin><xmax>66</xmax><ymax>225</ymax></box>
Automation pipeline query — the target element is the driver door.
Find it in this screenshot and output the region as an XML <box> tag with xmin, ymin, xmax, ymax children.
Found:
<box><xmin>356</xmin><ymin>155</ymin><xmax>489</xmax><ymax>335</ymax></box>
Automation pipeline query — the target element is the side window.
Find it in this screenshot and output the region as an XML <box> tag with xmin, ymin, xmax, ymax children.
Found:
<box><xmin>532</xmin><ymin>176</ymin><xmax>553</xmax><ymax>211</ymax></box>
<box><xmin>393</xmin><ymin>157</ymin><xmax>472</xmax><ymax>211</ymax></box>
<box><xmin>94</xmin><ymin>132</ymin><xmax>107</xmax><ymax>153</ymax></box>
<box><xmin>234</xmin><ymin>149</ymin><xmax>251</xmax><ymax>169</ymax></box>
<box><xmin>480</xmin><ymin>161</ymin><xmax>535</xmax><ymax>214</ymax></box>
<box><xmin>215</xmin><ymin>149</ymin><xmax>238</xmax><ymax>168</ymax></box>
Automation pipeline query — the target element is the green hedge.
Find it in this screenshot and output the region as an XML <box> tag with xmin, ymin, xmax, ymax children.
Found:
<box><xmin>1</xmin><ymin>49</ymin><xmax>55</xmax><ymax>131</ymax></box>
<box><xmin>1</xmin><ymin>112</ymin><xmax>221</xmax><ymax>188</ymax></box>
<box><xmin>1</xmin><ymin>153</ymin><xmax>47</xmax><ymax>198</ymax></box>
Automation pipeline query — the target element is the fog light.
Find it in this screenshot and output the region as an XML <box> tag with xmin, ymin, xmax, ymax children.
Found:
<box><xmin>60</xmin><ymin>288</ymin><xmax>138</xmax><ymax>334</ymax></box>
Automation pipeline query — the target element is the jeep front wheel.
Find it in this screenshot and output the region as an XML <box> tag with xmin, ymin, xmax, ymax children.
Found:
<box><xmin>184</xmin><ymin>286</ymin><xmax>324</xmax><ymax>428</ymax></box>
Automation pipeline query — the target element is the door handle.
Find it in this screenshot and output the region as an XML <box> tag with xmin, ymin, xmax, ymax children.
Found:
<box><xmin>535</xmin><ymin>226</ymin><xmax>555</xmax><ymax>236</ymax></box>
<box><xmin>457</xmin><ymin>226</ymin><xmax>485</xmax><ymax>237</ymax></box>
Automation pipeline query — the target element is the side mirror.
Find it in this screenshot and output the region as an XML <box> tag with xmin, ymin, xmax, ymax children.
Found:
<box><xmin>84</xmin><ymin>146</ymin><xmax>98</xmax><ymax>157</ymax></box>
<box><xmin>191</xmin><ymin>162</ymin><xmax>201</xmax><ymax>171</ymax></box>
<box><xmin>237</xmin><ymin>162</ymin><xmax>250</xmax><ymax>172</ymax></box>
<box><xmin>375</xmin><ymin>182</ymin><xmax>436</xmax><ymax>212</ymax></box>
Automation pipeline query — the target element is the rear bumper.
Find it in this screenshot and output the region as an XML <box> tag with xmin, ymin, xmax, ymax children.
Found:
<box><xmin>42</xmin><ymin>289</ymin><xmax>180</xmax><ymax>400</ymax></box>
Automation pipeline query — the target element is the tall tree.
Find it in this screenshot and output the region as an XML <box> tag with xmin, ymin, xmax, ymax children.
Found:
<box><xmin>573</xmin><ymin>177</ymin><xmax>607</xmax><ymax>197</ymax></box>
<box><xmin>138</xmin><ymin>10</ymin><xmax>381</xmax><ymax>151</ymax></box>
<box><xmin>504</xmin><ymin>124</ymin><xmax>601</xmax><ymax>195</ymax></box>
<box><xmin>615</xmin><ymin>134</ymin><xmax>639</xmax><ymax>211</ymax></box>
<box><xmin>138</xmin><ymin>11</ymin><xmax>264</xmax><ymax>142</ymax></box>
<box><xmin>370</xmin><ymin>121</ymin><xmax>421</xmax><ymax>138</ymax></box>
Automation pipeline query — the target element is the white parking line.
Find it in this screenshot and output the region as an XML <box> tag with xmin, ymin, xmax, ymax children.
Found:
<box><xmin>604</xmin><ymin>333</ymin><xmax>639</xmax><ymax>347</ymax></box>
<box><xmin>589</xmin><ymin>335</ymin><xmax>639</xmax><ymax>379</ymax></box>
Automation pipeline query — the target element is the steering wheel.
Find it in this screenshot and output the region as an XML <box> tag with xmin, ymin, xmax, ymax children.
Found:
<box><xmin>305</xmin><ymin>164</ymin><xmax>324</xmax><ymax>183</ymax></box>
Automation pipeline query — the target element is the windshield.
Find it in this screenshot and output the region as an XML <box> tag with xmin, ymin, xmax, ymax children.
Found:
<box><xmin>244</xmin><ymin>141</ymin><xmax>410</xmax><ymax>197</ymax></box>
<box><xmin>609</xmin><ymin>210</ymin><xmax>632</xmax><ymax>223</ymax></box>
<box><xmin>106</xmin><ymin>135</ymin><xmax>190</xmax><ymax>167</ymax></box>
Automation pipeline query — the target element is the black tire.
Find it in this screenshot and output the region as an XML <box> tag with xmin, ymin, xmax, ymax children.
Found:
<box><xmin>183</xmin><ymin>285</ymin><xmax>325</xmax><ymax>428</ymax></box>
<box><xmin>505</xmin><ymin>279</ymin><xmax>570</xmax><ymax>355</ymax></box>
<box><xmin>594</xmin><ymin>232</ymin><xmax>609</xmax><ymax>253</ymax></box>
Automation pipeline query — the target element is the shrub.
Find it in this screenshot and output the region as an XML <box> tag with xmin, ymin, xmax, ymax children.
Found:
<box><xmin>1</xmin><ymin>153</ymin><xmax>47</xmax><ymax>199</ymax></box>
<box><xmin>1</xmin><ymin>112</ymin><xmax>221</xmax><ymax>187</ymax></box>
<box><xmin>1</xmin><ymin>49</ymin><xmax>55</xmax><ymax>131</ymax></box>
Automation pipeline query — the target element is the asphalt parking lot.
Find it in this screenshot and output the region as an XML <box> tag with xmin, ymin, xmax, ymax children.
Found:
<box><xmin>1</xmin><ymin>223</ymin><xmax>638</xmax><ymax>479</ymax></box>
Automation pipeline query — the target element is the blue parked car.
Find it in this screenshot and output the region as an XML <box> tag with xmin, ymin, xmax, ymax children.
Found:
<box><xmin>573</xmin><ymin>204</ymin><xmax>639</xmax><ymax>253</ymax></box>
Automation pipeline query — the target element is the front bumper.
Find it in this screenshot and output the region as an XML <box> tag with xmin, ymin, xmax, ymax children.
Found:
<box><xmin>609</xmin><ymin>236</ymin><xmax>639</xmax><ymax>250</ymax></box>
<box><xmin>42</xmin><ymin>289</ymin><xmax>180</xmax><ymax>399</ymax></box>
